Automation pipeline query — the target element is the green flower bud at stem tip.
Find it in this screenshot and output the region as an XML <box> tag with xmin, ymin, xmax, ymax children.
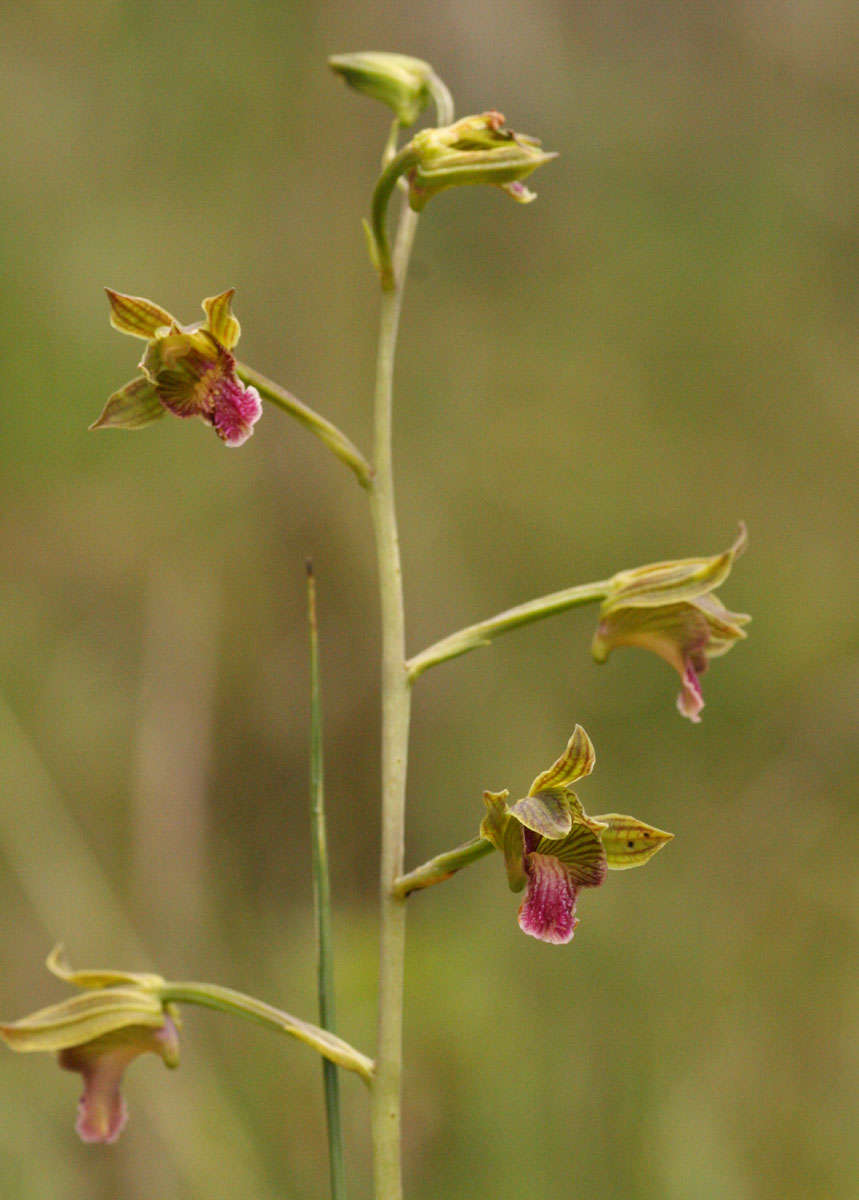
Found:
<box><xmin>329</xmin><ymin>52</ymin><xmax>435</xmax><ymax>126</ymax></box>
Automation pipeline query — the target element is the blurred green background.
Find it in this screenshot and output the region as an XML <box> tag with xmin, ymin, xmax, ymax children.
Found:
<box><xmin>1</xmin><ymin>2</ymin><xmax>856</xmax><ymax>1197</ymax></box>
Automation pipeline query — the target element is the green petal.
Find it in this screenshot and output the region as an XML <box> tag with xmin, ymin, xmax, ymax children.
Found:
<box><xmin>604</xmin><ymin>524</ymin><xmax>747</xmax><ymax>611</ymax></box>
<box><xmin>508</xmin><ymin>789</ymin><xmax>572</xmax><ymax>839</ymax></box>
<box><xmin>593</xmin><ymin>813</ymin><xmax>674</xmax><ymax>869</ymax></box>
<box><xmin>89</xmin><ymin>376</ymin><xmax>165</xmax><ymax>431</ymax></box>
<box><xmin>502</xmin><ymin>818</ymin><xmax>528</xmax><ymax>893</ymax></box>
<box><xmin>0</xmin><ymin>988</ymin><xmax>165</xmax><ymax>1054</ymax></box>
<box><xmin>528</xmin><ymin>725</ymin><xmax>595</xmax><ymax>794</ymax></box>
<box><xmin>591</xmin><ymin>603</ymin><xmax>707</xmax><ymax>670</ymax></box>
<box><xmin>105</xmin><ymin>290</ymin><xmax>175</xmax><ymax>339</ymax></box>
<box><xmin>565</xmin><ymin>793</ymin><xmax>608</xmax><ymax>833</ymax></box>
<box><xmin>47</xmin><ymin>945</ymin><xmax>164</xmax><ymax>992</ymax></box>
<box><xmin>692</xmin><ymin>594</ymin><xmax>751</xmax><ymax>655</ymax></box>
<box><xmin>480</xmin><ymin>789</ymin><xmax>511</xmax><ymax>852</ymax></box>
<box><xmin>202</xmin><ymin>290</ymin><xmax>241</xmax><ymax>350</ymax></box>
<box><xmin>479</xmin><ymin>792</ymin><xmax>528</xmax><ymax>891</ymax></box>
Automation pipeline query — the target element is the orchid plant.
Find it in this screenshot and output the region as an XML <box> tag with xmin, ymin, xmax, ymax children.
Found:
<box><xmin>1</xmin><ymin>52</ymin><xmax>748</xmax><ymax>1200</ymax></box>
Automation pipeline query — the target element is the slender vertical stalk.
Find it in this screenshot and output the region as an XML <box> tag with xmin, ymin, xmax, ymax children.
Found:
<box><xmin>307</xmin><ymin>564</ymin><xmax>347</xmax><ymax>1200</ymax></box>
<box><xmin>368</xmin><ymin>198</ymin><xmax>419</xmax><ymax>1200</ymax></box>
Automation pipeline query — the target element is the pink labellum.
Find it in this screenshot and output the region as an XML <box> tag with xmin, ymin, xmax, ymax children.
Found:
<box><xmin>212</xmin><ymin>380</ymin><xmax>262</xmax><ymax>447</ymax></box>
<box><xmin>677</xmin><ymin>661</ymin><xmax>704</xmax><ymax>722</ymax></box>
<box><xmin>518</xmin><ymin>853</ymin><xmax>579</xmax><ymax>945</ymax></box>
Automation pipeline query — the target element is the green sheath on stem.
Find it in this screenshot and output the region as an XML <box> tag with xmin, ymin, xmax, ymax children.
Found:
<box><xmin>307</xmin><ymin>564</ymin><xmax>347</xmax><ymax>1200</ymax></box>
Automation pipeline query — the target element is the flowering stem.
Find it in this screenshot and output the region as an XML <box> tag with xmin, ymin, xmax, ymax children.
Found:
<box><xmin>159</xmin><ymin>982</ymin><xmax>373</xmax><ymax>1082</ymax></box>
<box><xmin>392</xmin><ymin>836</ymin><xmax>494</xmax><ymax>898</ymax></box>
<box><xmin>235</xmin><ymin>362</ymin><xmax>372</xmax><ymax>488</ymax></box>
<box><xmin>406</xmin><ymin>578</ymin><xmax>612</xmax><ymax>681</ymax></box>
<box><xmin>307</xmin><ymin>564</ymin><xmax>347</xmax><ymax>1200</ymax></box>
<box><xmin>367</xmin><ymin>196</ymin><xmax>419</xmax><ymax>1200</ymax></box>
<box><xmin>367</xmin><ymin>74</ymin><xmax>452</xmax><ymax>291</ymax></box>
<box><xmin>382</xmin><ymin>118</ymin><xmax>401</xmax><ymax>167</ymax></box>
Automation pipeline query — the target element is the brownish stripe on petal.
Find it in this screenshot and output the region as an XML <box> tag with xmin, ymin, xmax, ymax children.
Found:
<box><xmin>89</xmin><ymin>377</ymin><xmax>165</xmax><ymax>430</ymax></box>
<box><xmin>528</xmin><ymin>725</ymin><xmax>595</xmax><ymax>794</ymax></box>
<box><xmin>105</xmin><ymin>290</ymin><xmax>175</xmax><ymax>339</ymax></box>
<box><xmin>202</xmin><ymin>291</ymin><xmax>241</xmax><ymax>350</ymax></box>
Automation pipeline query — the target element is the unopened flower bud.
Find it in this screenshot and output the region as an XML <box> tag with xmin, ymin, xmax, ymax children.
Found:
<box><xmin>329</xmin><ymin>52</ymin><xmax>435</xmax><ymax>126</ymax></box>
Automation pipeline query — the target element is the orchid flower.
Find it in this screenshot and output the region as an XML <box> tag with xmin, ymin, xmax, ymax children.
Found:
<box><xmin>92</xmin><ymin>289</ymin><xmax>261</xmax><ymax>446</ymax></box>
<box><xmin>0</xmin><ymin>947</ymin><xmax>179</xmax><ymax>1143</ymax></box>
<box><xmin>592</xmin><ymin>524</ymin><xmax>750</xmax><ymax>721</ymax></box>
<box><xmin>481</xmin><ymin>728</ymin><xmax>673</xmax><ymax>943</ymax></box>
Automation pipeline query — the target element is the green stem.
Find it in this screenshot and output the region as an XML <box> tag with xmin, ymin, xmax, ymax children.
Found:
<box><xmin>367</xmin><ymin>196</ymin><xmax>419</xmax><ymax>1200</ymax></box>
<box><xmin>307</xmin><ymin>565</ymin><xmax>347</xmax><ymax>1200</ymax></box>
<box><xmin>381</xmin><ymin>117</ymin><xmax>400</xmax><ymax>167</ymax></box>
<box><xmin>407</xmin><ymin>578</ymin><xmax>612</xmax><ymax>681</ymax></box>
<box><xmin>370</xmin><ymin>146</ymin><xmax>421</xmax><ymax>290</ymax></box>
<box><xmin>235</xmin><ymin>362</ymin><xmax>373</xmax><ymax>488</ymax></box>
<box><xmin>160</xmin><ymin>982</ymin><xmax>373</xmax><ymax>1082</ymax></box>
<box><xmin>365</xmin><ymin>67</ymin><xmax>451</xmax><ymax>290</ymax></box>
<box><xmin>393</xmin><ymin>836</ymin><xmax>494</xmax><ymax>898</ymax></box>
<box><xmin>426</xmin><ymin>72</ymin><xmax>454</xmax><ymax>126</ymax></box>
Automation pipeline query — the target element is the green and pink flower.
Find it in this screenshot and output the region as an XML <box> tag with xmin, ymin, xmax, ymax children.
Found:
<box><xmin>481</xmin><ymin>728</ymin><xmax>673</xmax><ymax>944</ymax></box>
<box><xmin>0</xmin><ymin>948</ymin><xmax>179</xmax><ymax>1144</ymax></box>
<box><xmin>592</xmin><ymin>525</ymin><xmax>750</xmax><ymax>721</ymax></box>
<box><xmin>92</xmin><ymin>289</ymin><xmax>261</xmax><ymax>446</ymax></box>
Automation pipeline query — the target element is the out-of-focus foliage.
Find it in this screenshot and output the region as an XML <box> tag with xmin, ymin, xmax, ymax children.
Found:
<box><xmin>1</xmin><ymin>2</ymin><xmax>856</xmax><ymax>1197</ymax></box>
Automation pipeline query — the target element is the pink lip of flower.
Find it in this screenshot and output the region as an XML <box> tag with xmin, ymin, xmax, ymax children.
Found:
<box><xmin>516</xmin><ymin>821</ymin><xmax>608</xmax><ymax>945</ymax></box>
<box><xmin>591</xmin><ymin>524</ymin><xmax>750</xmax><ymax>722</ymax></box>
<box><xmin>59</xmin><ymin>1014</ymin><xmax>180</xmax><ymax>1145</ymax></box>
<box><xmin>0</xmin><ymin>949</ymin><xmax>180</xmax><ymax>1145</ymax></box>
<box><xmin>92</xmin><ymin>289</ymin><xmax>262</xmax><ymax>447</ymax></box>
